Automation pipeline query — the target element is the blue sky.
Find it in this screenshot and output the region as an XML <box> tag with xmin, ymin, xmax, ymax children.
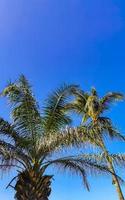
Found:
<box><xmin>0</xmin><ymin>0</ymin><xmax>125</xmax><ymax>199</ymax></box>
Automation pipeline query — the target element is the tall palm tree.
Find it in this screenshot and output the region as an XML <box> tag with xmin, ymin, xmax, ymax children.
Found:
<box><xmin>67</xmin><ymin>87</ymin><xmax>125</xmax><ymax>200</ymax></box>
<box><xmin>0</xmin><ymin>76</ymin><xmax>113</xmax><ymax>200</ymax></box>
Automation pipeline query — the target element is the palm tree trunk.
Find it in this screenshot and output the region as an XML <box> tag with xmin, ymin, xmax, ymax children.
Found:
<box><xmin>107</xmin><ymin>158</ymin><xmax>124</xmax><ymax>200</ymax></box>
<box><xmin>14</xmin><ymin>168</ymin><xmax>52</xmax><ymax>200</ymax></box>
<box><xmin>100</xmin><ymin>140</ymin><xmax>124</xmax><ymax>200</ymax></box>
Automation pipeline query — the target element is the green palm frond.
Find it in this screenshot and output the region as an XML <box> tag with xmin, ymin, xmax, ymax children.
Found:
<box><xmin>100</xmin><ymin>92</ymin><xmax>124</xmax><ymax>112</ymax></box>
<box><xmin>0</xmin><ymin>118</ymin><xmax>19</xmax><ymax>142</ymax></box>
<box><xmin>79</xmin><ymin>119</ymin><xmax>125</xmax><ymax>148</ymax></box>
<box><xmin>43</xmin><ymin>84</ymin><xmax>79</xmax><ymax>132</ymax></box>
<box><xmin>95</xmin><ymin>117</ymin><xmax>125</xmax><ymax>141</ymax></box>
<box><xmin>46</xmin><ymin>157</ymin><xmax>90</xmax><ymax>190</ymax></box>
<box><xmin>0</xmin><ymin>139</ymin><xmax>31</xmax><ymax>169</ymax></box>
<box><xmin>109</xmin><ymin>154</ymin><xmax>125</xmax><ymax>168</ymax></box>
<box><xmin>37</xmin><ymin>127</ymin><xmax>84</xmax><ymax>159</ymax></box>
<box><xmin>64</xmin><ymin>90</ymin><xmax>89</xmax><ymax>116</ymax></box>
<box><xmin>77</xmin><ymin>153</ymin><xmax>125</xmax><ymax>184</ymax></box>
<box><xmin>0</xmin><ymin>118</ymin><xmax>31</xmax><ymax>149</ymax></box>
<box><xmin>80</xmin><ymin>153</ymin><xmax>125</xmax><ymax>168</ymax></box>
<box><xmin>37</xmin><ymin>125</ymin><xmax>101</xmax><ymax>159</ymax></box>
<box><xmin>44</xmin><ymin>154</ymin><xmax>117</xmax><ymax>190</ymax></box>
<box><xmin>2</xmin><ymin>75</ymin><xmax>42</xmax><ymax>139</ymax></box>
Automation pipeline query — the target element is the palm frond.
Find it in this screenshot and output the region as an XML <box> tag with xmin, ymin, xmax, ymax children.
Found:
<box><xmin>0</xmin><ymin>117</ymin><xmax>19</xmax><ymax>142</ymax></box>
<box><xmin>110</xmin><ymin>154</ymin><xmax>125</xmax><ymax>168</ymax></box>
<box><xmin>44</xmin><ymin>154</ymin><xmax>116</xmax><ymax>190</ymax></box>
<box><xmin>2</xmin><ymin>75</ymin><xmax>42</xmax><ymax>139</ymax></box>
<box><xmin>77</xmin><ymin>153</ymin><xmax>125</xmax><ymax>184</ymax></box>
<box><xmin>80</xmin><ymin>153</ymin><xmax>125</xmax><ymax>168</ymax></box>
<box><xmin>0</xmin><ymin>140</ymin><xmax>31</xmax><ymax>169</ymax></box>
<box><xmin>97</xmin><ymin>117</ymin><xmax>125</xmax><ymax>141</ymax></box>
<box><xmin>43</xmin><ymin>84</ymin><xmax>79</xmax><ymax>132</ymax></box>
<box><xmin>64</xmin><ymin>90</ymin><xmax>89</xmax><ymax>116</ymax></box>
<box><xmin>37</xmin><ymin>127</ymin><xmax>86</xmax><ymax>159</ymax></box>
<box><xmin>100</xmin><ymin>92</ymin><xmax>124</xmax><ymax>112</ymax></box>
<box><xmin>36</xmin><ymin>124</ymin><xmax>101</xmax><ymax>159</ymax></box>
<box><xmin>46</xmin><ymin>157</ymin><xmax>90</xmax><ymax>190</ymax></box>
<box><xmin>0</xmin><ymin>118</ymin><xmax>31</xmax><ymax>149</ymax></box>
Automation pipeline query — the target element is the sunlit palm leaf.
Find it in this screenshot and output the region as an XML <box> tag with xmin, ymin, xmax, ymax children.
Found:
<box><xmin>43</xmin><ymin>84</ymin><xmax>79</xmax><ymax>132</ymax></box>
<box><xmin>2</xmin><ymin>75</ymin><xmax>42</xmax><ymax>139</ymax></box>
<box><xmin>100</xmin><ymin>92</ymin><xmax>124</xmax><ymax>112</ymax></box>
<box><xmin>45</xmin><ymin>155</ymin><xmax>116</xmax><ymax>190</ymax></box>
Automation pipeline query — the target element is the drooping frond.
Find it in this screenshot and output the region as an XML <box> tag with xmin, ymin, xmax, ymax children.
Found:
<box><xmin>95</xmin><ymin>117</ymin><xmax>125</xmax><ymax>141</ymax></box>
<box><xmin>0</xmin><ymin>139</ymin><xmax>30</xmax><ymax>169</ymax></box>
<box><xmin>44</xmin><ymin>154</ymin><xmax>115</xmax><ymax>190</ymax></box>
<box><xmin>80</xmin><ymin>153</ymin><xmax>125</xmax><ymax>168</ymax></box>
<box><xmin>46</xmin><ymin>157</ymin><xmax>90</xmax><ymax>190</ymax></box>
<box><xmin>0</xmin><ymin>117</ymin><xmax>19</xmax><ymax>142</ymax></box>
<box><xmin>76</xmin><ymin>153</ymin><xmax>125</xmax><ymax>184</ymax></box>
<box><xmin>100</xmin><ymin>92</ymin><xmax>124</xmax><ymax>112</ymax></box>
<box><xmin>0</xmin><ymin>118</ymin><xmax>34</xmax><ymax>159</ymax></box>
<box><xmin>109</xmin><ymin>154</ymin><xmax>125</xmax><ymax>168</ymax></box>
<box><xmin>43</xmin><ymin>84</ymin><xmax>79</xmax><ymax>132</ymax></box>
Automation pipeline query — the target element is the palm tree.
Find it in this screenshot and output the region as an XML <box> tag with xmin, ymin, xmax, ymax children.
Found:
<box><xmin>67</xmin><ymin>87</ymin><xmax>125</xmax><ymax>200</ymax></box>
<box><xmin>0</xmin><ymin>76</ymin><xmax>113</xmax><ymax>200</ymax></box>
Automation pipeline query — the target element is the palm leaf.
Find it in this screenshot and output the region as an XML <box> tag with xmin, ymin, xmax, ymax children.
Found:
<box><xmin>97</xmin><ymin>117</ymin><xmax>125</xmax><ymax>141</ymax></box>
<box><xmin>47</xmin><ymin>157</ymin><xmax>90</xmax><ymax>190</ymax></box>
<box><xmin>2</xmin><ymin>75</ymin><xmax>42</xmax><ymax>140</ymax></box>
<box><xmin>44</xmin><ymin>155</ymin><xmax>117</xmax><ymax>190</ymax></box>
<box><xmin>78</xmin><ymin>153</ymin><xmax>125</xmax><ymax>184</ymax></box>
<box><xmin>100</xmin><ymin>92</ymin><xmax>124</xmax><ymax>112</ymax></box>
<box><xmin>43</xmin><ymin>84</ymin><xmax>79</xmax><ymax>132</ymax></box>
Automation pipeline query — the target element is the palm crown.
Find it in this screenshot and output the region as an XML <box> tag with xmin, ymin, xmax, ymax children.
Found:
<box><xmin>0</xmin><ymin>76</ymin><xmax>114</xmax><ymax>200</ymax></box>
<box><xmin>67</xmin><ymin>87</ymin><xmax>125</xmax><ymax>200</ymax></box>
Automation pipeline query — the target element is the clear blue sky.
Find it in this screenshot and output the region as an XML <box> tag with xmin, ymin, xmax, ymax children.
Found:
<box><xmin>0</xmin><ymin>0</ymin><xmax>125</xmax><ymax>199</ymax></box>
